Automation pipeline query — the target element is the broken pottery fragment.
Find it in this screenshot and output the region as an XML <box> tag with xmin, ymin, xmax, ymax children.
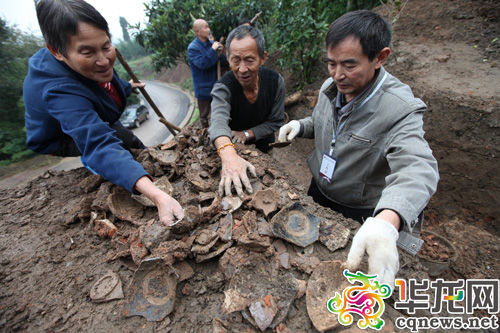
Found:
<box><xmin>151</xmin><ymin>239</ymin><xmax>192</xmax><ymax>265</ymax></box>
<box><xmin>160</xmin><ymin>140</ymin><xmax>177</xmax><ymax>150</ymax></box>
<box><xmin>78</xmin><ymin>174</ymin><xmax>104</xmax><ymax>193</ymax></box>
<box><xmin>191</xmin><ymin>229</ymin><xmax>219</xmax><ymax>254</ymax></box>
<box><xmin>233</xmin><ymin>211</ymin><xmax>272</xmax><ymax>252</ymax></box>
<box><xmin>295</xmin><ymin>279</ymin><xmax>307</xmax><ymax>299</ymax></box>
<box><xmin>287</xmin><ymin>192</ymin><xmax>299</xmax><ymax>200</ymax></box>
<box><xmin>212</xmin><ymin>317</ymin><xmax>229</xmax><ymax>333</ymax></box>
<box><xmin>217</xmin><ymin>214</ymin><xmax>233</xmax><ymax>241</ymax></box>
<box><xmin>139</xmin><ymin>219</ymin><xmax>171</xmax><ymax>250</ymax></box>
<box><xmin>91</xmin><ymin>182</ymin><xmax>112</xmax><ymax>211</ymax></box>
<box><xmin>93</xmin><ymin>218</ymin><xmax>117</xmax><ymax>238</ymax></box>
<box><xmin>170</xmin><ymin>205</ymin><xmax>201</xmax><ymax>234</ymax></box>
<box><xmin>132</xmin><ymin>177</ymin><xmax>174</xmax><ymax>207</ymax></box>
<box><xmin>279</xmin><ymin>252</ymin><xmax>290</xmax><ymax>269</ymax></box>
<box><xmin>172</xmin><ymin>261</ymin><xmax>194</xmax><ymax>282</ymax></box>
<box><xmin>221</xmin><ymin>196</ymin><xmax>242</xmax><ymax>213</ymax></box>
<box><xmin>249</xmin><ymin>188</ymin><xmax>279</xmax><ymax>217</ymax></box>
<box><xmin>319</xmin><ymin>219</ymin><xmax>350</xmax><ymax>252</ymax></box>
<box><xmin>130</xmin><ymin>240</ymin><xmax>148</xmax><ymax>265</ymax></box>
<box><xmin>249</xmin><ymin>295</ymin><xmax>278</xmax><ymax>332</ymax></box>
<box><xmin>124</xmin><ymin>258</ymin><xmax>177</xmax><ymax>322</ymax></box>
<box><xmin>195</xmin><ymin>240</ymin><xmax>233</xmax><ymax>263</ymax></box>
<box><xmin>222</xmin><ymin>288</ymin><xmax>251</xmax><ymax>313</ymax></box>
<box><xmin>186</xmin><ymin>164</ymin><xmax>214</xmax><ymax>192</ymax></box>
<box><xmin>290</xmin><ymin>253</ymin><xmax>320</xmax><ymax>275</ymax></box>
<box><xmin>107</xmin><ymin>187</ymin><xmax>144</xmax><ymax>224</ymax></box>
<box><xmin>306</xmin><ymin>260</ymin><xmax>350</xmax><ymax>332</ymax></box>
<box><xmin>90</xmin><ymin>271</ymin><xmax>124</xmax><ymax>303</ymax></box>
<box><xmin>148</xmin><ymin>148</ymin><xmax>178</xmax><ymax>165</ymax></box>
<box><xmin>226</xmin><ymin>256</ymin><xmax>298</xmax><ymax>328</ymax></box>
<box><xmin>271</xmin><ymin>202</ymin><xmax>320</xmax><ymax>247</ymax></box>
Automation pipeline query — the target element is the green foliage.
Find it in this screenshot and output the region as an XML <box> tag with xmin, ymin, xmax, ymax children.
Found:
<box><xmin>115</xmin><ymin>16</ymin><xmax>149</xmax><ymax>61</ymax></box>
<box><xmin>136</xmin><ymin>0</ymin><xmax>275</xmax><ymax>71</ymax></box>
<box><xmin>0</xmin><ymin>18</ymin><xmax>43</xmax><ymax>163</ymax></box>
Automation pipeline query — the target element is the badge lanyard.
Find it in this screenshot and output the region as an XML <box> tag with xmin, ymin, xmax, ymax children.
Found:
<box><xmin>319</xmin><ymin>72</ymin><xmax>387</xmax><ymax>183</ymax></box>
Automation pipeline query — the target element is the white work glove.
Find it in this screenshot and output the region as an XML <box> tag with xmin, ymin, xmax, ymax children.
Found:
<box><xmin>346</xmin><ymin>217</ymin><xmax>399</xmax><ymax>292</ymax></box>
<box><xmin>278</xmin><ymin>120</ymin><xmax>300</xmax><ymax>142</ymax></box>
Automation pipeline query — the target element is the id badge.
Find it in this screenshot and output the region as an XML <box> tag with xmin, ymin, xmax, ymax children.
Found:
<box><xmin>319</xmin><ymin>153</ymin><xmax>337</xmax><ymax>183</ymax></box>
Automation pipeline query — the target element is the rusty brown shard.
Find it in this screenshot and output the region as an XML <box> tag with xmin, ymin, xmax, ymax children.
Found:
<box><xmin>306</xmin><ymin>261</ymin><xmax>350</xmax><ymax>332</ymax></box>
<box><xmin>249</xmin><ymin>188</ymin><xmax>279</xmax><ymax>217</ymax></box>
<box><xmin>148</xmin><ymin>148</ymin><xmax>178</xmax><ymax>165</ymax></box>
<box><xmin>90</xmin><ymin>271</ymin><xmax>124</xmax><ymax>303</ymax></box>
<box><xmin>271</xmin><ymin>202</ymin><xmax>320</xmax><ymax>247</ymax></box>
<box><xmin>107</xmin><ymin>186</ymin><xmax>144</xmax><ymax>224</ymax></box>
<box><xmin>221</xmin><ymin>196</ymin><xmax>242</xmax><ymax>213</ymax></box>
<box><xmin>195</xmin><ymin>240</ymin><xmax>233</xmax><ymax>263</ymax></box>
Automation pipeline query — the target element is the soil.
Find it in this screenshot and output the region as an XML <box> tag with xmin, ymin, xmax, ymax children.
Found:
<box><xmin>0</xmin><ymin>0</ymin><xmax>499</xmax><ymax>331</ymax></box>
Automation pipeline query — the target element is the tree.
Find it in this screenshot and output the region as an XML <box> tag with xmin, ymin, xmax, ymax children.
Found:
<box><xmin>119</xmin><ymin>16</ymin><xmax>131</xmax><ymax>43</ymax></box>
<box><xmin>0</xmin><ymin>18</ymin><xmax>43</xmax><ymax>163</ymax></box>
<box><xmin>136</xmin><ymin>0</ymin><xmax>275</xmax><ymax>71</ymax></box>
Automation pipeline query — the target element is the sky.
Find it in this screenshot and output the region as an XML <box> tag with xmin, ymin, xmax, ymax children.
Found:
<box><xmin>0</xmin><ymin>0</ymin><xmax>149</xmax><ymax>42</ymax></box>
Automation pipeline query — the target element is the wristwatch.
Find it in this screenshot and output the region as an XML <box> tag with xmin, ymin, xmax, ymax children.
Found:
<box><xmin>244</xmin><ymin>131</ymin><xmax>250</xmax><ymax>140</ymax></box>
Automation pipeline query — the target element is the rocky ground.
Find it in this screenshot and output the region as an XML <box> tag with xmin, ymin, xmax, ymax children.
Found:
<box><xmin>0</xmin><ymin>0</ymin><xmax>499</xmax><ymax>331</ymax></box>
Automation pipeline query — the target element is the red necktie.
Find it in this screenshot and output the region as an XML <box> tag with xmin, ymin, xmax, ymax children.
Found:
<box><xmin>100</xmin><ymin>82</ymin><xmax>123</xmax><ymax>109</ymax></box>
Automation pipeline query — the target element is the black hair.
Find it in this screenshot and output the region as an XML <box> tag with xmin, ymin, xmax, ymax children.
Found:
<box><xmin>35</xmin><ymin>0</ymin><xmax>110</xmax><ymax>56</ymax></box>
<box><xmin>226</xmin><ymin>25</ymin><xmax>265</xmax><ymax>58</ymax></box>
<box><xmin>325</xmin><ymin>10</ymin><xmax>391</xmax><ymax>60</ymax></box>
<box><xmin>238</xmin><ymin>17</ymin><xmax>251</xmax><ymax>26</ymax></box>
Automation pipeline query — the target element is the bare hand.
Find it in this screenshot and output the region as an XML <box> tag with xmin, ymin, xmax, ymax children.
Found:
<box><xmin>212</xmin><ymin>41</ymin><xmax>223</xmax><ymax>54</ymax></box>
<box><xmin>219</xmin><ymin>154</ymin><xmax>256</xmax><ymax>197</ymax></box>
<box><xmin>155</xmin><ymin>192</ymin><xmax>184</xmax><ymax>226</ymax></box>
<box><xmin>129</xmin><ymin>79</ymin><xmax>145</xmax><ymax>94</ymax></box>
<box><xmin>231</xmin><ymin>130</ymin><xmax>247</xmax><ymax>144</ymax></box>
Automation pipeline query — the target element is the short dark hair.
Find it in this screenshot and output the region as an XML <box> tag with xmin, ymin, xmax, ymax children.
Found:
<box><xmin>325</xmin><ymin>10</ymin><xmax>391</xmax><ymax>60</ymax></box>
<box><xmin>226</xmin><ymin>25</ymin><xmax>265</xmax><ymax>59</ymax></box>
<box><xmin>238</xmin><ymin>17</ymin><xmax>251</xmax><ymax>26</ymax></box>
<box><xmin>36</xmin><ymin>0</ymin><xmax>110</xmax><ymax>56</ymax></box>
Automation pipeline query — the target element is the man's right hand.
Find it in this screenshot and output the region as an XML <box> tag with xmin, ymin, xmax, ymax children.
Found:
<box><xmin>278</xmin><ymin>120</ymin><xmax>301</xmax><ymax>142</ymax></box>
<box><xmin>215</xmin><ymin>137</ymin><xmax>256</xmax><ymax>197</ymax></box>
<box><xmin>212</xmin><ymin>41</ymin><xmax>223</xmax><ymax>54</ymax></box>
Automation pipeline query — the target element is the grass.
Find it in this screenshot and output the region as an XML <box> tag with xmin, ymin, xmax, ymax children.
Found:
<box><xmin>189</xmin><ymin>107</ymin><xmax>200</xmax><ymax>125</ymax></box>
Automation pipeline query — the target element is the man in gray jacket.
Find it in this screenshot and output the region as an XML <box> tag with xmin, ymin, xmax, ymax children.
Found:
<box><xmin>279</xmin><ymin>10</ymin><xmax>439</xmax><ymax>289</ymax></box>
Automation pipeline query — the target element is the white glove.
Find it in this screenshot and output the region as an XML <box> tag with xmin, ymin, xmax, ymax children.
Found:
<box><xmin>346</xmin><ymin>217</ymin><xmax>399</xmax><ymax>291</ymax></box>
<box><xmin>278</xmin><ymin>120</ymin><xmax>300</xmax><ymax>142</ymax></box>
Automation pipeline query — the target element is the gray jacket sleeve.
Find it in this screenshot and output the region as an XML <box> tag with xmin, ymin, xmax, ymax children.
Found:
<box><xmin>250</xmin><ymin>74</ymin><xmax>286</xmax><ymax>140</ymax></box>
<box><xmin>375</xmin><ymin>108</ymin><xmax>439</xmax><ymax>225</ymax></box>
<box><xmin>300</xmin><ymin>78</ymin><xmax>333</xmax><ymax>138</ymax></box>
<box><xmin>208</xmin><ymin>82</ymin><xmax>233</xmax><ymax>142</ymax></box>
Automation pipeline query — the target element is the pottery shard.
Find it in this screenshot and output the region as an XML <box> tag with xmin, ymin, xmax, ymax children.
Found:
<box><xmin>130</xmin><ymin>240</ymin><xmax>148</xmax><ymax>265</ymax></box>
<box><xmin>217</xmin><ymin>214</ymin><xmax>233</xmax><ymax>242</ymax></box>
<box><xmin>148</xmin><ymin>148</ymin><xmax>178</xmax><ymax>165</ymax></box>
<box><xmin>94</xmin><ymin>218</ymin><xmax>118</xmax><ymax>238</ymax></box>
<box><xmin>249</xmin><ymin>188</ymin><xmax>279</xmax><ymax>217</ymax></box>
<box><xmin>290</xmin><ymin>253</ymin><xmax>321</xmax><ymax>275</ymax></box>
<box><xmin>152</xmin><ymin>239</ymin><xmax>192</xmax><ymax>265</ymax></box>
<box><xmin>249</xmin><ymin>295</ymin><xmax>279</xmax><ymax>332</ymax></box>
<box><xmin>90</xmin><ymin>271</ymin><xmax>124</xmax><ymax>303</ymax></box>
<box><xmin>192</xmin><ymin>232</ymin><xmax>219</xmax><ymax>254</ymax></box>
<box><xmin>79</xmin><ymin>174</ymin><xmax>104</xmax><ymax>193</ymax></box>
<box><xmin>172</xmin><ymin>261</ymin><xmax>194</xmax><ymax>282</ymax></box>
<box><xmin>222</xmin><ymin>288</ymin><xmax>250</xmax><ymax>314</ymax></box>
<box><xmin>107</xmin><ymin>187</ymin><xmax>144</xmax><ymax>224</ymax></box>
<box><xmin>160</xmin><ymin>140</ymin><xmax>177</xmax><ymax>150</ymax></box>
<box><xmin>139</xmin><ymin>218</ymin><xmax>171</xmax><ymax>250</ymax></box>
<box><xmin>132</xmin><ymin>176</ymin><xmax>174</xmax><ymax>207</ymax></box>
<box><xmin>170</xmin><ymin>205</ymin><xmax>201</xmax><ymax>234</ymax></box>
<box><xmin>306</xmin><ymin>260</ymin><xmax>350</xmax><ymax>332</ymax></box>
<box><xmin>221</xmin><ymin>196</ymin><xmax>242</xmax><ymax>213</ymax></box>
<box><xmin>295</xmin><ymin>279</ymin><xmax>307</xmax><ymax>299</ymax></box>
<box><xmin>92</xmin><ymin>182</ymin><xmax>112</xmax><ymax>211</ymax></box>
<box><xmin>233</xmin><ymin>211</ymin><xmax>272</xmax><ymax>252</ymax></box>
<box><xmin>195</xmin><ymin>240</ymin><xmax>233</xmax><ymax>263</ymax></box>
<box><xmin>319</xmin><ymin>220</ymin><xmax>350</xmax><ymax>252</ymax></box>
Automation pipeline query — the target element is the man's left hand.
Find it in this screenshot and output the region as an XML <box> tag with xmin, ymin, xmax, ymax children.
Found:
<box><xmin>231</xmin><ymin>130</ymin><xmax>247</xmax><ymax>144</ymax></box>
<box><xmin>346</xmin><ymin>217</ymin><xmax>399</xmax><ymax>291</ymax></box>
<box><xmin>129</xmin><ymin>80</ymin><xmax>145</xmax><ymax>94</ymax></box>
